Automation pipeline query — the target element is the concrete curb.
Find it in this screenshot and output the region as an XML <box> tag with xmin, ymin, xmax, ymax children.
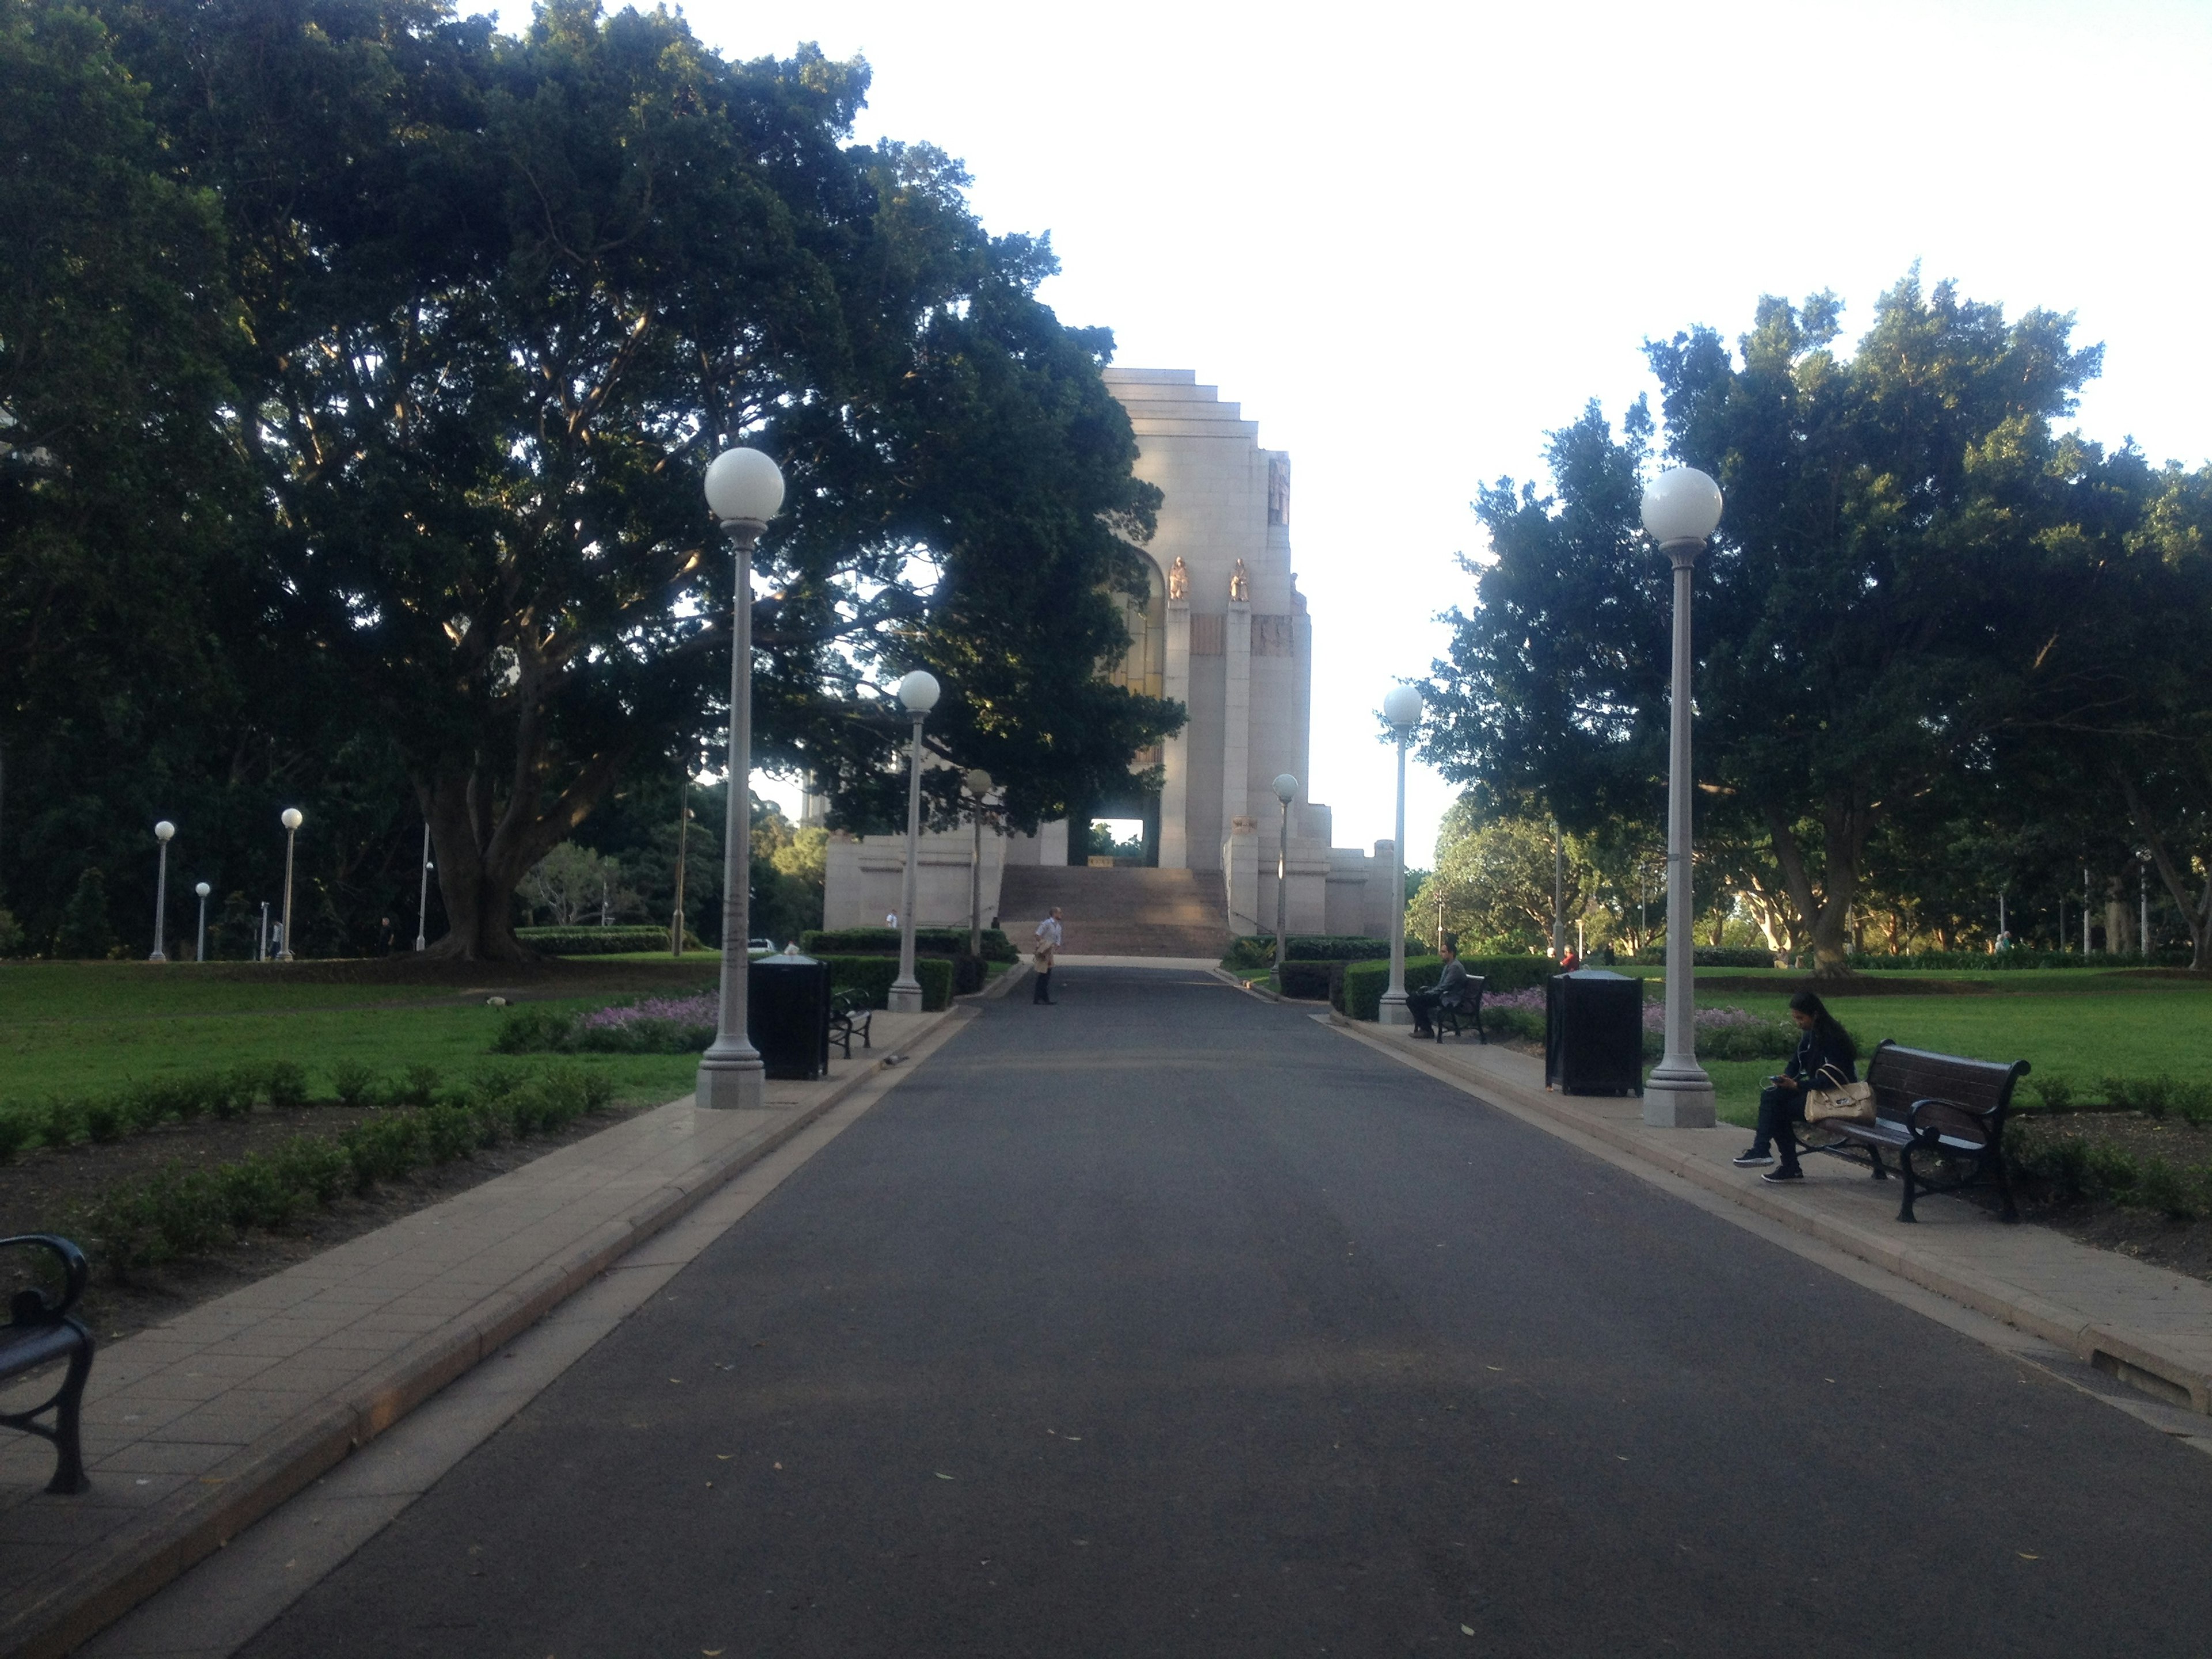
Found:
<box><xmin>1327</xmin><ymin>1010</ymin><xmax>2212</xmax><ymax>1416</ymax></box>
<box><xmin>1</xmin><ymin>1027</ymin><xmax>953</xmax><ymax>1659</ymax></box>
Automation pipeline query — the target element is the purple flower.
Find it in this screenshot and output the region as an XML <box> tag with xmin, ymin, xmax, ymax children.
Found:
<box><xmin>577</xmin><ymin>993</ymin><xmax>719</xmax><ymax>1032</ymax></box>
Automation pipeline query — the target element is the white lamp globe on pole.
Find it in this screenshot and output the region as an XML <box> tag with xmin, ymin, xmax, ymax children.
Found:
<box><xmin>194</xmin><ymin>881</ymin><xmax>211</xmax><ymax>963</ymax></box>
<box><xmin>1378</xmin><ymin>685</ymin><xmax>1423</xmax><ymax>1027</ymax></box>
<box><xmin>149</xmin><ymin>820</ymin><xmax>176</xmax><ymax>963</ymax></box>
<box><xmin>277</xmin><ymin>808</ymin><xmax>304</xmax><ymax>963</ymax></box>
<box><xmin>965</xmin><ymin>768</ymin><xmax>995</xmax><ymax>960</ymax></box>
<box><xmin>1639</xmin><ymin>465</ymin><xmax>1723</xmax><ymax>1128</ymax></box>
<box><xmin>697</xmin><ymin>445</ymin><xmax>786</xmax><ymax>1111</ymax></box>
<box><xmin>1271</xmin><ymin>774</ymin><xmax>1298</xmax><ymax>975</ymax></box>
<box><xmin>888</xmin><ymin>669</ymin><xmax>941</xmax><ymax>1014</ymax></box>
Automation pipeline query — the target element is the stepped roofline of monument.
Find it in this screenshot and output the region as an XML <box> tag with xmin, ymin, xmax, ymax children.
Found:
<box><xmin>1100</xmin><ymin>366</ymin><xmax>1196</xmax><ymax>385</ymax></box>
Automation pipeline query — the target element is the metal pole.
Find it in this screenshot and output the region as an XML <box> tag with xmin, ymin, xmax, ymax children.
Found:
<box><xmin>670</xmin><ymin>773</ymin><xmax>689</xmax><ymax>956</ymax></box>
<box><xmin>2141</xmin><ymin>861</ymin><xmax>2150</xmax><ymax>960</ymax></box>
<box><xmin>1379</xmin><ymin>730</ymin><xmax>1413</xmax><ymax>1025</ymax></box>
<box><xmin>1644</xmin><ymin>540</ymin><xmax>1715</xmax><ymax>1127</ymax></box>
<box><xmin>259</xmin><ymin>901</ymin><xmax>270</xmax><ymax>962</ymax></box>
<box><xmin>150</xmin><ymin>838</ymin><xmax>170</xmax><ymax>963</ymax></box>
<box><xmin>278</xmin><ymin>828</ymin><xmax>297</xmax><ymax>961</ymax></box>
<box><xmin>2083</xmin><ymin>868</ymin><xmax>2092</xmax><ymax>955</ymax></box>
<box><xmin>196</xmin><ymin>889</ymin><xmax>207</xmax><ymax>962</ymax></box>
<box><xmin>1274</xmin><ymin>796</ymin><xmax>1291</xmax><ymax>975</ymax></box>
<box><xmin>971</xmin><ymin>798</ymin><xmax>984</xmax><ymax>959</ymax></box>
<box><xmin>696</xmin><ymin>520</ymin><xmax>767</xmax><ymax>1109</ymax></box>
<box><xmin>1552</xmin><ymin>823</ymin><xmax>1565</xmax><ymax>959</ymax></box>
<box><xmin>888</xmin><ymin>712</ymin><xmax>927</xmax><ymax>1013</ymax></box>
<box><xmin>1998</xmin><ymin>889</ymin><xmax>2006</xmax><ymax>940</ymax></box>
<box><xmin>415</xmin><ymin>823</ymin><xmax>431</xmax><ymax>952</ymax></box>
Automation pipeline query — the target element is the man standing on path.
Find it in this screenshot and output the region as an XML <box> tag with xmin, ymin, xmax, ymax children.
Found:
<box><xmin>1032</xmin><ymin>907</ymin><xmax>1063</xmax><ymax>1004</ymax></box>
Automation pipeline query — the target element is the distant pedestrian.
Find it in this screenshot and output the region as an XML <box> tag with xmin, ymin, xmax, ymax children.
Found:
<box><xmin>1734</xmin><ymin>991</ymin><xmax>1858</xmax><ymax>1181</ymax></box>
<box><xmin>1559</xmin><ymin>945</ymin><xmax>1581</xmax><ymax>972</ymax></box>
<box><xmin>378</xmin><ymin>916</ymin><xmax>397</xmax><ymax>955</ymax></box>
<box><xmin>1032</xmin><ymin>907</ymin><xmax>1063</xmax><ymax>1004</ymax></box>
<box><xmin>885</xmin><ymin>910</ymin><xmax>897</xmax><ymax>930</ymax></box>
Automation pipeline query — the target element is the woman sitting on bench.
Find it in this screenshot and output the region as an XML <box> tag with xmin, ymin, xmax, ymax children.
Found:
<box><xmin>1734</xmin><ymin>990</ymin><xmax>1857</xmax><ymax>1181</ymax></box>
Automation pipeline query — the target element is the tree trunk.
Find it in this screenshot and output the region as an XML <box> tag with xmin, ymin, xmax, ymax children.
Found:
<box><xmin>2120</xmin><ymin>775</ymin><xmax>2212</xmax><ymax>972</ymax></box>
<box><xmin>1762</xmin><ymin>791</ymin><xmax>1874</xmax><ymax>978</ymax></box>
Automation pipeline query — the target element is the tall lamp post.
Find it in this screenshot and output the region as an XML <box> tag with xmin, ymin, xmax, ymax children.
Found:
<box><xmin>1271</xmin><ymin>774</ymin><xmax>1298</xmax><ymax>975</ymax></box>
<box><xmin>415</xmin><ymin>824</ymin><xmax>433</xmax><ymax>952</ymax></box>
<box><xmin>1640</xmin><ymin>466</ymin><xmax>1724</xmax><ymax>1128</ymax></box>
<box><xmin>965</xmin><ymin>768</ymin><xmax>995</xmax><ymax>960</ymax></box>
<box><xmin>1378</xmin><ymin>685</ymin><xmax>1423</xmax><ymax>1027</ymax></box>
<box><xmin>696</xmin><ymin>445</ymin><xmax>785</xmax><ymax>1111</ymax></box>
<box><xmin>194</xmin><ymin>881</ymin><xmax>211</xmax><ymax>963</ymax></box>
<box><xmin>149</xmin><ymin>820</ymin><xmax>176</xmax><ymax>962</ymax></box>
<box><xmin>277</xmin><ymin>809</ymin><xmax>303</xmax><ymax>961</ymax></box>
<box><xmin>888</xmin><ymin>670</ymin><xmax>941</xmax><ymax>1014</ymax></box>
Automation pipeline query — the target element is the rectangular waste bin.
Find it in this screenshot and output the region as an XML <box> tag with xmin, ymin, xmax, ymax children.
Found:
<box><xmin>747</xmin><ymin>952</ymin><xmax>831</xmax><ymax>1080</ymax></box>
<box><xmin>1544</xmin><ymin>969</ymin><xmax>1643</xmax><ymax>1096</ymax></box>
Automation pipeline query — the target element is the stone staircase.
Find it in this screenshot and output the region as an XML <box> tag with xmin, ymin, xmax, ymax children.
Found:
<box><xmin>995</xmin><ymin>865</ymin><xmax>1230</xmax><ymax>959</ymax></box>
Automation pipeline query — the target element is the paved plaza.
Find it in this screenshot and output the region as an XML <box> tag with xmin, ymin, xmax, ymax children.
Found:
<box><xmin>54</xmin><ymin>965</ymin><xmax>2207</xmax><ymax>1658</ymax></box>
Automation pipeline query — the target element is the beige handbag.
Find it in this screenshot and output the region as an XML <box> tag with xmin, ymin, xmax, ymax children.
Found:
<box><xmin>1804</xmin><ymin>1069</ymin><xmax>1875</xmax><ymax>1124</ymax></box>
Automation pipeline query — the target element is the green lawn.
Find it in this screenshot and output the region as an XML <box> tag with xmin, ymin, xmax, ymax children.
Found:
<box><xmin>0</xmin><ymin>962</ymin><xmax>716</xmax><ymax>1112</ymax></box>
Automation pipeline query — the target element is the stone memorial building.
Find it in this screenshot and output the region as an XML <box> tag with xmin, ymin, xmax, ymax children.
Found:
<box><xmin>820</xmin><ymin>369</ymin><xmax>1401</xmax><ymax>956</ymax></box>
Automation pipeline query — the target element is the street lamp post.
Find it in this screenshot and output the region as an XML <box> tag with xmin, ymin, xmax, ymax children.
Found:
<box><xmin>194</xmin><ymin>881</ymin><xmax>211</xmax><ymax>963</ymax></box>
<box><xmin>965</xmin><ymin>768</ymin><xmax>995</xmax><ymax>960</ymax></box>
<box><xmin>888</xmin><ymin>670</ymin><xmax>941</xmax><ymax>1014</ymax></box>
<box><xmin>696</xmin><ymin>446</ymin><xmax>785</xmax><ymax>1111</ymax></box>
<box><xmin>670</xmin><ymin>770</ymin><xmax>692</xmax><ymax>957</ymax></box>
<box><xmin>415</xmin><ymin>824</ymin><xmax>433</xmax><ymax>952</ymax></box>
<box><xmin>1640</xmin><ymin>466</ymin><xmax>1724</xmax><ymax>1128</ymax></box>
<box><xmin>276</xmin><ymin>809</ymin><xmax>303</xmax><ymax>963</ymax></box>
<box><xmin>258</xmin><ymin>901</ymin><xmax>270</xmax><ymax>962</ymax></box>
<box><xmin>2140</xmin><ymin>855</ymin><xmax>2150</xmax><ymax>960</ymax></box>
<box><xmin>1271</xmin><ymin>774</ymin><xmax>1298</xmax><ymax>976</ymax></box>
<box><xmin>1378</xmin><ymin>685</ymin><xmax>1423</xmax><ymax>1027</ymax></box>
<box><xmin>150</xmin><ymin>820</ymin><xmax>176</xmax><ymax>962</ymax></box>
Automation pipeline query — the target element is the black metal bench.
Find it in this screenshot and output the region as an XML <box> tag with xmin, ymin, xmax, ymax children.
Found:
<box><xmin>827</xmin><ymin>989</ymin><xmax>873</xmax><ymax>1059</ymax></box>
<box><xmin>1</xmin><ymin>1234</ymin><xmax>95</xmax><ymax>1493</ymax></box>
<box><xmin>1431</xmin><ymin>976</ymin><xmax>1486</xmax><ymax>1043</ymax></box>
<box><xmin>1794</xmin><ymin>1040</ymin><xmax>2028</xmax><ymax>1223</ymax></box>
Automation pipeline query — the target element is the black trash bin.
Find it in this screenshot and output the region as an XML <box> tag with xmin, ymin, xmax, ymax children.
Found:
<box><xmin>747</xmin><ymin>951</ymin><xmax>831</xmax><ymax>1080</ymax></box>
<box><xmin>1544</xmin><ymin>969</ymin><xmax>1643</xmax><ymax>1096</ymax></box>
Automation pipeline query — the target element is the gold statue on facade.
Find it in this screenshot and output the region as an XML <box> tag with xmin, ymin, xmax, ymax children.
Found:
<box><xmin>1168</xmin><ymin>555</ymin><xmax>1189</xmax><ymax>601</ymax></box>
<box><xmin>1228</xmin><ymin>558</ymin><xmax>1250</xmax><ymax>603</ymax></box>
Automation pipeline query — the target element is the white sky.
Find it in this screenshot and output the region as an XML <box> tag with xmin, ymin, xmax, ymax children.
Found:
<box><xmin>476</xmin><ymin>0</ymin><xmax>2212</xmax><ymax>864</ymax></box>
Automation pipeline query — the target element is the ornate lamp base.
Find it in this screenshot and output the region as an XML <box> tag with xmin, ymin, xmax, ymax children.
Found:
<box><xmin>887</xmin><ymin>980</ymin><xmax>923</xmax><ymax>1014</ymax></box>
<box><xmin>1378</xmin><ymin>991</ymin><xmax>1415</xmax><ymax>1027</ymax></box>
<box><xmin>1642</xmin><ymin>1059</ymin><xmax>1716</xmax><ymax>1128</ymax></box>
<box><xmin>696</xmin><ymin>1058</ymin><xmax>765</xmax><ymax>1112</ymax></box>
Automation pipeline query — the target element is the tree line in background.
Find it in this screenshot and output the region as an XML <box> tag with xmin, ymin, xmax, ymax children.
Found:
<box><xmin>1415</xmin><ymin>275</ymin><xmax>2212</xmax><ymax>972</ymax></box>
<box><xmin>0</xmin><ymin>0</ymin><xmax>1183</xmax><ymax>961</ymax></box>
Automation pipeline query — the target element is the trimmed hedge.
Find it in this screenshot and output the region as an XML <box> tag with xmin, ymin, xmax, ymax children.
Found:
<box><xmin>1851</xmin><ymin>947</ymin><xmax>2194</xmax><ymax>971</ymax></box>
<box><xmin>517</xmin><ymin>925</ymin><xmax>706</xmax><ymax>955</ymax></box>
<box><xmin>1631</xmin><ymin>945</ymin><xmax>1779</xmax><ymax>968</ymax></box>
<box><xmin>1336</xmin><ymin>954</ymin><xmax>1562</xmax><ymax>1020</ymax></box>
<box><xmin>1278</xmin><ymin>961</ymin><xmax>1335</xmax><ymax>1000</ymax></box>
<box><xmin>814</xmin><ymin>955</ymin><xmax>955</xmax><ymax>1010</ymax></box>
<box><xmin>802</xmin><ymin>927</ymin><xmax>1017</xmax><ymax>964</ymax></box>
<box><xmin>1224</xmin><ymin>934</ymin><xmax>1418</xmax><ymax>969</ymax></box>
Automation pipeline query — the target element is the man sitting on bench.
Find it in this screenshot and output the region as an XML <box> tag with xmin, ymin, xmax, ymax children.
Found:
<box><xmin>1407</xmin><ymin>942</ymin><xmax>1470</xmax><ymax>1037</ymax></box>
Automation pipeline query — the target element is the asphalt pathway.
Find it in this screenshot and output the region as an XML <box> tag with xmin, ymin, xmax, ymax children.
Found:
<box><xmin>243</xmin><ymin>969</ymin><xmax>2212</xmax><ymax>1657</ymax></box>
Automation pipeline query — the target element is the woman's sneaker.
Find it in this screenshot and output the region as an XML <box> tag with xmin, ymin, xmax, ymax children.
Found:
<box><xmin>1762</xmin><ymin>1166</ymin><xmax>1805</xmax><ymax>1182</ymax></box>
<box><xmin>1732</xmin><ymin>1148</ymin><xmax>1774</xmax><ymax>1167</ymax></box>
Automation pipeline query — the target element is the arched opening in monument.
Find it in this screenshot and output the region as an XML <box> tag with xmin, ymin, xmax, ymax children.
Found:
<box><xmin>1081</xmin><ymin>555</ymin><xmax>1168</xmax><ymax>865</ymax></box>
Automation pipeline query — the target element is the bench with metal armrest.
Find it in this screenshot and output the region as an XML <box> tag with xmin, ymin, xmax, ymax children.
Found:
<box><xmin>827</xmin><ymin>988</ymin><xmax>874</xmax><ymax>1059</ymax></box>
<box><xmin>0</xmin><ymin>1233</ymin><xmax>95</xmax><ymax>1493</ymax></box>
<box><xmin>1793</xmin><ymin>1040</ymin><xmax>2028</xmax><ymax>1223</ymax></box>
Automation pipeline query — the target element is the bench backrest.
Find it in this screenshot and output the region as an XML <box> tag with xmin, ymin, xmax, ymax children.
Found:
<box><xmin>1864</xmin><ymin>1040</ymin><xmax>2029</xmax><ymax>1145</ymax></box>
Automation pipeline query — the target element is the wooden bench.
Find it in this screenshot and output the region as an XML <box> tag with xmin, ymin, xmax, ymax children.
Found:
<box><xmin>1431</xmin><ymin>976</ymin><xmax>1487</xmax><ymax>1044</ymax></box>
<box><xmin>1</xmin><ymin>1234</ymin><xmax>94</xmax><ymax>1493</ymax></box>
<box><xmin>1794</xmin><ymin>1040</ymin><xmax>2028</xmax><ymax>1224</ymax></box>
<box><xmin>827</xmin><ymin>989</ymin><xmax>873</xmax><ymax>1059</ymax></box>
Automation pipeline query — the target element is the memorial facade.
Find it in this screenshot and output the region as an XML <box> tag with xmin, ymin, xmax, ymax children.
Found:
<box><xmin>820</xmin><ymin>369</ymin><xmax>1401</xmax><ymax>953</ymax></box>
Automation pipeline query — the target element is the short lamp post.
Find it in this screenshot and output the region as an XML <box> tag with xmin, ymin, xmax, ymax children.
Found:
<box><xmin>149</xmin><ymin>820</ymin><xmax>176</xmax><ymax>962</ymax></box>
<box><xmin>696</xmin><ymin>445</ymin><xmax>785</xmax><ymax>1111</ymax></box>
<box><xmin>889</xmin><ymin>670</ymin><xmax>941</xmax><ymax>1014</ymax></box>
<box><xmin>1378</xmin><ymin>685</ymin><xmax>1423</xmax><ymax>1027</ymax></box>
<box><xmin>277</xmin><ymin>809</ymin><xmax>303</xmax><ymax>963</ymax></box>
<box><xmin>1640</xmin><ymin>465</ymin><xmax>1724</xmax><ymax>1128</ymax></box>
<box><xmin>415</xmin><ymin>824</ymin><xmax>433</xmax><ymax>952</ymax></box>
<box><xmin>965</xmin><ymin>768</ymin><xmax>995</xmax><ymax>960</ymax></box>
<box><xmin>1271</xmin><ymin>774</ymin><xmax>1298</xmax><ymax>975</ymax></box>
<box><xmin>194</xmin><ymin>881</ymin><xmax>211</xmax><ymax>963</ymax></box>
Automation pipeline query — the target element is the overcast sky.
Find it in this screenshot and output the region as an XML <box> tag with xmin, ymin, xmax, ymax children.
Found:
<box><xmin>473</xmin><ymin>0</ymin><xmax>2212</xmax><ymax>864</ymax></box>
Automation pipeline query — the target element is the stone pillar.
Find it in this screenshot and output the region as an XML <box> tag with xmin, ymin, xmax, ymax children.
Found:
<box><xmin>1222</xmin><ymin>595</ymin><xmax>1252</xmax><ymax>854</ymax></box>
<box><xmin>1161</xmin><ymin>594</ymin><xmax>1191</xmax><ymax>869</ymax></box>
<box><xmin>1224</xmin><ymin>816</ymin><xmax>1260</xmax><ymax>938</ymax></box>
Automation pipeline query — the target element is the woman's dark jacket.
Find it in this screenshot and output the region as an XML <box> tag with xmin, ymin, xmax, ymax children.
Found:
<box><xmin>1783</xmin><ymin>1023</ymin><xmax>1858</xmax><ymax>1089</ymax></box>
